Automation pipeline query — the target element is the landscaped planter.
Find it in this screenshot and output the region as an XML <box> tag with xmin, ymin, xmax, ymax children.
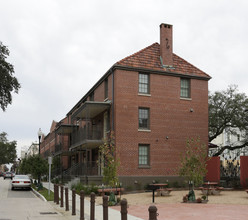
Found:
<box><xmin>182</xmin><ymin>191</ymin><xmax>208</xmax><ymax>203</ymax></box>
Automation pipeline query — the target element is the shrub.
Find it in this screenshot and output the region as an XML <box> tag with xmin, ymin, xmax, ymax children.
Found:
<box><xmin>71</xmin><ymin>182</ymin><xmax>99</xmax><ymax>195</ymax></box>
<box><xmin>172</xmin><ymin>181</ymin><xmax>179</xmax><ymax>188</ymax></box>
<box><xmin>183</xmin><ymin>195</ymin><xmax>188</xmax><ymax>203</ymax></box>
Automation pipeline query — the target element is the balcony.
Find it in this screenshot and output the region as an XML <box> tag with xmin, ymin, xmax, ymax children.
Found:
<box><xmin>70</xmin><ymin>126</ymin><xmax>103</xmax><ymax>150</ymax></box>
<box><xmin>71</xmin><ymin>101</ymin><xmax>111</xmax><ymax>120</ymax></box>
<box><xmin>63</xmin><ymin>161</ymin><xmax>99</xmax><ymax>176</ymax></box>
<box><xmin>51</xmin><ymin>144</ymin><xmax>63</xmax><ymax>157</ymax></box>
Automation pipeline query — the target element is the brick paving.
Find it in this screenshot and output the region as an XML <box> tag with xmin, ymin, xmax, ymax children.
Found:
<box><xmin>112</xmin><ymin>203</ymin><xmax>248</xmax><ymax>220</ymax></box>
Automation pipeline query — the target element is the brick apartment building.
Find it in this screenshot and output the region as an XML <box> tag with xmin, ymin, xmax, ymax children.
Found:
<box><xmin>40</xmin><ymin>23</ymin><xmax>211</xmax><ymax>187</ymax></box>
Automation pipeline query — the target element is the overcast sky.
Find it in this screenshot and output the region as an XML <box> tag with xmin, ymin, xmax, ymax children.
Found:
<box><xmin>1</xmin><ymin>0</ymin><xmax>248</xmax><ymax>157</ymax></box>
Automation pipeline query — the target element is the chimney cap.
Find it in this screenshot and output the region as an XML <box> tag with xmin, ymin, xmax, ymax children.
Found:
<box><xmin>159</xmin><ymin>23</ymin><xmax>173</xmax><ymax>28</ymax></box>
<box><xmin>160</xmin><ymin>23</ymin><xmax>172</xmax><ymax>28</ymax></box>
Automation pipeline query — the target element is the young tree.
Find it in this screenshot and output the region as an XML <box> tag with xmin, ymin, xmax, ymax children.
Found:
<box><xmin>0</xmin><ymin>41</ymin><xmax>21</xmax><ymax>111</ymax></box>
<box><xmin>19</xmin><ymin>155</ymin><xmax>48</xmax><ymax>180</ymax></box>
<box><xmin>209</xmin><ymin>85</ymin><xmax>248</xmax><ymax>156</ymax></box>
<box><xmin>98</xmin><ymin>131</ymin><xmax>119</xmax><ymax>187</ymax></box>
<box><xmin>178</xmin><ymin>138</ymin><xmax>208</xmax><ymax>189</ymax></box>
<box><xmin>0</xmin><ymin>132</ymin><xmax>17</xmax><ymax>165</ymax></box>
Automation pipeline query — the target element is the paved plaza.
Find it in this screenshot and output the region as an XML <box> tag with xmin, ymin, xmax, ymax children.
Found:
<box><xmin>43</xmin><ymin>183</ymin><xmax>248</xmax><ymax>220</ymax></box>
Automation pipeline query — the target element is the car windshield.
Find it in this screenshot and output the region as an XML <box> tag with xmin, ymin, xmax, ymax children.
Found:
<box><xmin>14</xmin><ymin>175</ymin><xmax>29</xmax><ymax>179</ymax></box>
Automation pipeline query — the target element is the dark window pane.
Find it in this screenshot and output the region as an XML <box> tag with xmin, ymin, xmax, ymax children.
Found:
<box><xmin>139</xmin><ymin>145</ymin><xmax>149</xmax><ymax>165</ymax></box>
<box><xmin>180</xmin><ymin>78</ymin><xmax>190</xmax><ymax>98</ymax></box>
<box><xmin>139</xmin><ymin>74</ymin><xmax>149</xmax><ymax>94</ymax></box>
<box><xmin>139</xmin><ymin>108</ymin><xmax>149</xmax><ymax>129</ymax></box>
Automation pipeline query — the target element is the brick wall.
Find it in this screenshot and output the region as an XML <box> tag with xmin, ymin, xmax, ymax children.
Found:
<box><xmin>205</xmin><ymin>157</ymin><xmax>220</xmax><ymax>182</ymax></box>
<box><xmin>240</xmin><ymin>156</ymin><xmax>248</xmax><ymax>188</ymax></box>
<box><xmin>114</xmin><ymin>69</ymin><xmax>208</xmax><ymax>177</ymax></box>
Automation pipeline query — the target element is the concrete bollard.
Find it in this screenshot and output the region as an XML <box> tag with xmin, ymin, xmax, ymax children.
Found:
<box><xmin>65</xmin><ymin>187</ymin><xmax>69</xmax><ymax>211</ymax></box>
<box><xmin>72</xmin><ymin>189</ymin><xmax>76</xmax><ymax>215</ymax></box>
<box><xmin>120</xmin><ymin>199</ymin><xmax>128</xmax><ymax>220</ymax></box>
<box><xmin>80</xmin><ymin>190</ymin><xmax>84</xmax><ymax>220</ymax></box>
<box><xmin>103</xmin><ymin>195</ymin><xmax>108</xmax><ymax>220</ymax></box>
<box><xmin>60</xmin><ymin>185</ymin><xmax>64</xmax><ymax>208</ymax></box>
<box><xmin>90</xmin><ymin>192</ymin><xmax>95</xmax><ymax>220</ymax></box>
<box><xmin>148</xmin><ymin>205</ymin><xmax>158</xmax><ymax>220</ymax></box>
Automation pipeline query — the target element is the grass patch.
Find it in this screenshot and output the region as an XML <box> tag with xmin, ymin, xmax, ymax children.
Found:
<box><xmin>32</xmin><ymin>184</ymin><xmax>54</xmax><ymax>201</ymax></box>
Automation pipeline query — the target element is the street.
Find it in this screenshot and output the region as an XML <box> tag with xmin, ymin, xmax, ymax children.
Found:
<box><xmin>0</xmin><ymin>177</ymin><xmax>76</xmax><ymax>220</ymax></box>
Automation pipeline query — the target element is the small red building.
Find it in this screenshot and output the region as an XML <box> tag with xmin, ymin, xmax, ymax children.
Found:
<box><xmin>40</xmin><ymin>23</ymin><xmax>211</xmax><ymax>187</ymax></box>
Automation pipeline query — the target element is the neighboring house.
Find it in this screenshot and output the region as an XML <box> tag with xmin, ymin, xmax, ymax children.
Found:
<box><xmin>210</xmin><ymin>128</ymin><xmax>248</xmax><ymax>160</ymax></box>
<box><xmin>26</xmin><ymin>142</ymin><xmax>39</xmax><ymax>157</ymax></box>
<box><xmin>40</xmin><ymin>23</ymin><xmax>211</xmax><ymax>187</ymax></box>
<box><xmin>20</xmin><ymin>147</ymin><xmax>28</xmax><ymax>159</ymax></box>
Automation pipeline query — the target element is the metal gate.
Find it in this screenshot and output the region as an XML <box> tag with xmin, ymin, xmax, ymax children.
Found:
<box><xmin>220</xmin><ymin>159</ymin><xmax>240</xmax><ymax>188</ymax></box>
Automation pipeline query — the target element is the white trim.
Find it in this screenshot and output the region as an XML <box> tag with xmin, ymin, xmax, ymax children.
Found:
<box><xmin>138</xmin><ymin>93</ymin><xmax>151</xmax><ymax>97</ymax></box>
<box><xmin>180</xmin><ymin>97</ymin><xmax>192</xmax><ymax>101</ymax></box>
<box><xmin>138</xmin><ymin>129</ymin><xmax>151</xmax><ymax>132</ymax></box>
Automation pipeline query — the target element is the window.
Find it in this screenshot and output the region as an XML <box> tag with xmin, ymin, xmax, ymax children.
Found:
<box><xmin>237</xmin><ymin>134</ymin><xmax>240</xmax><ymax>142</ymax></box>
<box><xmin>139</xmin><ymin>73</ymin><xmax>149</xmax><ymax>94</ymax></box>
<box><xmin>139</xmin><ymin>108</ymin><xmax>150</xmax><ymax>129</ymax></box>
<box><xmin>180</xmin><ymin>78</ymin><xmax>190</xmax><ymax>98</ymax></box>
<box><xmin>226</xmin><ymin>132</ymin><xmax>231</xmax><ymax>144</ymax></box>
<box><xmin>104</xmin><ymin>78</ymin><xmax>108</xmax><ymax>99</ymax></box>
<box><xmin>139</xmin><ymin>144</ymin><xmax>150</xmax><ymax>166</ymax></box>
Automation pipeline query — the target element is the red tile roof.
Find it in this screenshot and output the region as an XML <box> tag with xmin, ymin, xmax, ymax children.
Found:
<box><xmin>116</xmin><ymin>43</ymin><xmax>211</xmax><ymax>79</ymax></box>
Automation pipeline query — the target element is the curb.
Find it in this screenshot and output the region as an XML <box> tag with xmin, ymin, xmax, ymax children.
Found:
<box><xmin>32</xmin><ymin>187</ymin><xmax>47</xmax><ymax>202</ymax></box>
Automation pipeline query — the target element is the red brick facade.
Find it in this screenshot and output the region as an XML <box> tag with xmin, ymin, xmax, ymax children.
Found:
<box><xmin>114</xmin><ymin>69</ymin><xmax>209</xmax><ymax>177</ymax></box>
<box><xmin>40</xmin><ymin>23</ymin><xmax>210</xmax><ymax>186</ymax></box>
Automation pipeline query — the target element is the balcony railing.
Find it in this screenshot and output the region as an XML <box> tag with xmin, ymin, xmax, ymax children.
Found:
<box><xmin>71</xmin><ymin>126</ymin><xmax>103</xmax><ymax>147</ymax></box>
<box><xmin>63</xmin><ymin>161</ymin><xmax>99</xmax><ymax>176</ymax></box>
<box><xmin>55</xmin><ymin>144</ymin><xmax>62</xmax><ymax>153</ymax></box>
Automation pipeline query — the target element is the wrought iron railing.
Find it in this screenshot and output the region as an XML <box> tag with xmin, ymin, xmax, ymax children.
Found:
<box><xmin>71</xmin><ymin>127</ymin><xmax>103</xmax><ymax>146</ymax></box>
<box><xmin>55</xmin><ymin>144</ymin><xmax>62</xmax><ymax>153</ymax></box>
<box><xmin>63</xmin><ymin>161</ymin><xmax>99</xmax><ymax>176</ymax></box>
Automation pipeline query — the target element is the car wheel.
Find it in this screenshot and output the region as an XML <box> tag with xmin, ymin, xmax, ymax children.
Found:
<box><xmin>11</xmin><ymin>187</ymin><xmax>14</xmax><ymax>190</ymax></box>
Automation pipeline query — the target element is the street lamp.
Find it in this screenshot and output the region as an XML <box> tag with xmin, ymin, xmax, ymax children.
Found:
<box><xmin>37</xmin><ymin>128</ymin><xmax>42</xmax><ymax>185</ymax></box>
<box><xmin>37</xmin><ymin>128</ymin><xmax>42</xmax><ymax>155</ymax></box>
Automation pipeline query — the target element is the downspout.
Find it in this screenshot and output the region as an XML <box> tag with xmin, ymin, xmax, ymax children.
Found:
<box><xmin>111</xmin><ymin>69</ymin><xmax>115</xmax><ymax>131</ymax></box>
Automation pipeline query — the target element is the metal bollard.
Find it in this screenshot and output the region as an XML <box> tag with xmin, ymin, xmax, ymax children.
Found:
<box><xmin>103</xmin><ymin>195</ymin><xmax>108</xmax><ymax>220</ymax></box>
<box><xmin>72</xmin><ymin>189</ymin><xmax>76</xmax><ymax>215</ymax></box>
<box><xmin>53</xmin><ymin>184</ymin><xmax>56</xmax><ymax>203</ymax></box>
<box><xmin>56</xmin><ymin>184</ymin><xmax>59</xmax><ymax>205</ymax></box>
<box><xmin>60</xmin><ymin>185</ymin><xmax>64</xmax><ymax>208</ymax></box>
<box><xmin>90</xmin><ymin>192</ymin><xmax>95</xmax><ymax>220</ymax></box>
<box><xmin>148</xmin><ymin>205</ymin><xmax>158</xmax><ymax>220</ymax></box>
<box><xmin>80</xmin><ymin>190</ymin><xmax>84</xmax><ymax>220</ymax></box>
<box><xmin>120</xmin><ymin>199</ymin><xmax>128</xmax><ymax>220</ymax></box>
<box><xmin>65</xmin><ymin>187</ymin><xmax>69</xmax><ymax>211</ymax></box>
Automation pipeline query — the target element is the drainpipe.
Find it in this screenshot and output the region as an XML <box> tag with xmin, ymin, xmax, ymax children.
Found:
<box><xmin>111</xmin><ymin>70</ymin><xmax>115</xmax><ymax>131</ymax></box>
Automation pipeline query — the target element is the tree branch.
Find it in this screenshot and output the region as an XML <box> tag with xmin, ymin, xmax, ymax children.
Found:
<box><xmin>213</xmin><ymin>142</ymin><xmax>248</xmax><ymax>157</ymax></box>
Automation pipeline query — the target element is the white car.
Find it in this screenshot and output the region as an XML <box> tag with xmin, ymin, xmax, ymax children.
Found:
<box><xmin>4</xmin><ymin>172</ymin><xmax>13</xmax><ymax>179</ymax></box>
<box><xmin>11</xmin><ymin>175</ymin><xmax>32</xmax><ymax>190</ymax></box>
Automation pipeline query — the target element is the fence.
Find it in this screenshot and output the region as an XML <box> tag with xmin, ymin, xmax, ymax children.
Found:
<box><xmin>54</xmin><ymin>184</ymin><xmax>159</xmax><ymax>220</ymax></box>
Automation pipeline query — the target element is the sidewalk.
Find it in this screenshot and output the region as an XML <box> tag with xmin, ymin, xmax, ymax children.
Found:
<box><xmin>42</xmin><ymin>182</ymin><xmax>143</xmax><ymax>220</ymax></box>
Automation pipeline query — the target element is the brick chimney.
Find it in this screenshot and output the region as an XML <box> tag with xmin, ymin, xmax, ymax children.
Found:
<box><xmin>160</xmin><ymin>23</ymin><xmax>173</xmax><ymax>67</ymax></box>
